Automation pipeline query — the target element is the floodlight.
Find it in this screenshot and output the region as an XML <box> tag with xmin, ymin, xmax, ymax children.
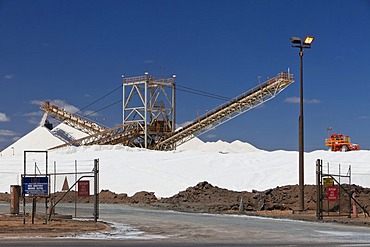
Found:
<box><xmin>303</xmin><ymin>36</ymin><xmax>314</xmax><ymax>45</ymax></box>
<box><xmin>290</xmin><ymin>37</ymin><xmax>301</xmax><ymax>45</ymax></box>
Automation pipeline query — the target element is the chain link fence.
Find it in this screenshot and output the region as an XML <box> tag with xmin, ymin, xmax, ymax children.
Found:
<box><xmin>48</xmin><ymin>158</ymin><xmax>99</xmax><ymax>221</ymax></box>
<box><xmin>320</xmin><ymin>158</ymin><xmax>370</xmax><ymax>188</ymax></box>
<box><xmin>317</xmin><ymin>159</ymin><xmax>370</xmax><ymax>220</ymax></box>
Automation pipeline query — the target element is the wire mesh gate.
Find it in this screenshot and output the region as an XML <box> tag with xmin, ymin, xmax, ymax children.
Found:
<box><xmin>21</xmin><ymin>151</ymin><xmax>99</xmax><ymax>224</ymax></box>
<box><xmin>316</xmin><ymin>159</ymin><xmax>369</xmax><ymax>220</ymax></box>
<box><xmin>48</xmin><ymin>159</ymin><xmax>99</xmax><ymax>222</ymax></box>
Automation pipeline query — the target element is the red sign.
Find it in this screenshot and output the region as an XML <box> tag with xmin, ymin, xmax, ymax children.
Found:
<box><xmin>78</xmin><ymin>180</ymin><xmax>90</xmax><ymax>197</ymax></box>
<box><xmin>327</xmin><ymin>186</ymin><xmax>338</xmax><ymax>201</ymax></box>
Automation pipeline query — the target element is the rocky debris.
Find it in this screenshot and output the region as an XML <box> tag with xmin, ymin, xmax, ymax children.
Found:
<box><xmin>99</xmin><ymin>190</ymin><xmax>128</xmax><ymax>203</ymax></box>
<box><xmin>155</xmin><ymin>181</ymin><xmax>370</xmax><ymax>215</ymax></box>
<box><xmin>158</xmin><ymin>181</ymin><xmax>245</xmax><ymax>213</ymax></box>
<box><xmin>0</xmin><ymin>192</ymin><xmax>9</xmax><ymax>202</ymax></box>
<box><xmin>128</xmin><ymin>191</ymin><xmax>158</xmax><ymax>204</ymax></box>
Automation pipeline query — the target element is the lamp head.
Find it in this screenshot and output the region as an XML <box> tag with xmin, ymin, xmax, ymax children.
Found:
<box><xmin>291</xmin><ymin>36</ymin><xmax>315</xmax><ymax>48</ymax></box>
<box><xmin>303</xmin><ymin>36</ymin><xmax>314</xmax><ymax>45</ymax></box>
<box><xmin>290</xmin><ymin>37</ymin><xmax>301</xmax><ymax>44</ymax></box>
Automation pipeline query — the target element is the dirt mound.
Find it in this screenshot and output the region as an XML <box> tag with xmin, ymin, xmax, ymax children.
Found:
<box><xmin>156</xmin><ymin>181</ymin><xmax>370</xmax><ymax>215</ymax></box>
<box><xmin>99</xmin><ymin>190</ymin><xmax>128</xmax><ymax>203</ymax></box>
<box><xmin>157</xmin><ymin>181</ymin><xmax>308</xmax><ymax>213</ymax></box>
<box><xmin>128</xmin><ymin>191</ymin><xmax>158</xmax><ymax>204</ymax></box>
<box><xmin>158</xmin><ymin>181</ymin><xmax>245</xmax><ymax>213</ymax></box>
<box><xmin>0</xmin><ymin>190</ymin><xmax>156</xmax><ymax>205</ymax></box>
<box><xmin>97</xmin><ymin>190</ymin><xmax>157</xmax><ymax>204</ymax></box>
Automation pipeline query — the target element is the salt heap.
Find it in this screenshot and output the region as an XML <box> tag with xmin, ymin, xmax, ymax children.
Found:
<box><xmin>177</xmin><ymin>137</ymin><xmax>261</xmax><ymax>153</ymax></box>
<box><xmin>1</xmin><ymin>123</ymin><xmax>87</xmax><ymax>156</ymax></box>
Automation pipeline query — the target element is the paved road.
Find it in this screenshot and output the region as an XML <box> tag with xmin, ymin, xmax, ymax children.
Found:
<box><xmin>2</xmin><ymin>204</ymin><xmax>370</xmax><ymax>246</ymax></box>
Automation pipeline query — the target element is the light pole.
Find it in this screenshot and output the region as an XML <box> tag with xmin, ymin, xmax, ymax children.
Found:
<box><xmin>327</xmin><ymin>127</ymin><xmax>332</xmax><ymax>139</ymax></box>
<box><xmin>290</xmin><ymin>36</ymin><xmax>314</xmax><ymax>211</ymax></box>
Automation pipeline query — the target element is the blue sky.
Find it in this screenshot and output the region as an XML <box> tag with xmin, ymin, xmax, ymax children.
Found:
<box><xmin>1</xmin><ymin>0</ymin><xmax>370</xmax><ymax>151</ymax></box>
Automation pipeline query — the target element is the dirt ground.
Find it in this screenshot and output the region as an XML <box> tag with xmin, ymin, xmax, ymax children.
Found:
<box><xmin>0</xmin><ymin>214</ymin><xmax>109</xmax><ymax>238</ymax></box>
<box><xmin>1</xmin><ymin>181</ymin><xmax>370</xmax><ymax>237</ymax></box>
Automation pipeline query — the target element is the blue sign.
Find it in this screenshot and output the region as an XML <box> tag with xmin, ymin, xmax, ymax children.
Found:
<box><xmin>22</xmin><ymin>176</ymin><xmax>49</xmax><ymax>195</ymax></box>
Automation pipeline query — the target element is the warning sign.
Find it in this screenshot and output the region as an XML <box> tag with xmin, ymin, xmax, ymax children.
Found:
<box><xmin>78</xmin><ymin>180</ymin><xmax>90</xmax><ymax>197</ymax></box>
<box><xmin>327</xmin><ymin>186</ymin><xmax>338</xmax><ymax>201</ymax></box>
<box><xmin>323</xmin><ymin>178</ymin><xmax>334</xmax><ymax>186</ymax></box>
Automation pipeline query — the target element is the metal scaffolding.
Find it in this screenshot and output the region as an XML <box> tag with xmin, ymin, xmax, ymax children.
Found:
<box><xmin>122</xmin><ymin>74</ymin><xmax>176</xmax><ymax>148</ymax></box>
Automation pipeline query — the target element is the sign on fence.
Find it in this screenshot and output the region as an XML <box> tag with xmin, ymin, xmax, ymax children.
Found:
<box><xmin>78</xmin><ymin>180</ymin><xmax>90</xmax><ymax>197</ymax></box>
<box><xmin>22</xmin><ymin>176</ymin><xmax>49</xmax><ymax>196</ymax></box>
<box><xmin>323</xmin><ymin>178</ymin><xmax>334</xmax><ymax>186</ymax></box>
<box><xmin>327</xmin><ymin>185</ymin><xmax>338</xmax><ymax>201</ymax></box>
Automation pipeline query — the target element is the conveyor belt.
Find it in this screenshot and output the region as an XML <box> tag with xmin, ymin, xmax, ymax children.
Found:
<box><xmin>41</xmin><ymin>101</ymin><xmax>107</xmax><ymax>135</ymax></box>
<box><xmin>153</xmin><ymin>71</ymin><xmax>294</xmax><ymax>150</ymax></box>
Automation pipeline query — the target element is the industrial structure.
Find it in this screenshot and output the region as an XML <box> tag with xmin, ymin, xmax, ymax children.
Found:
<box><xmin>325</xmin><ymin>133</ymin><xmax>360</xmax><ymax>152</ymax></box>
<box><xmin>42</xmin><ymin>71</ymin><xmax>294</xmax><ymax>151</ymax></box>
<box><xmin>122</xmin><ymin>74</ymin><xmax>176</xmax><ymax>149</ymax></box>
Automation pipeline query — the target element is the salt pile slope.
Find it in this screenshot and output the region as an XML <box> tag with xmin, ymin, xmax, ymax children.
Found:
<box><xmin>1</xmin><ymin>126</ymin><xmax>64</xmax><ymax>156</ymax></box>
<box><xmin>0</xmin><ymin>123</ymin><xmax>87</xmax><ymax>156</ymax></box>
<box><xmin>51</xmin><ymin>123</ymin><xmax>88</xmax><ymax>142</ymax></box>
<box><xmin>200</xmin><ymin>140</ymin><xmax>261</xmax><ymax>153</ymax></box>
<box><xmin>177</xmin><ymin>138</ymin><xmax>261</xmax><ymax>153</ymax></box>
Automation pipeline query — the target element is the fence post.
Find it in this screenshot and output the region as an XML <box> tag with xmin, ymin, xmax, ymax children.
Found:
<box><xmin>75</xmin><ymin>160</ymin><xmax>77</xmax><ymax>218</ymax></box>
<box><xmin>10</xmin><ymin>185</ymin><xmax>21</xmax><ymax>214</ymax></box>
<box><xmin>316</xmin><ymin>159</ymin><xmax>322</xmax><ymax>220</ymax></box>
<box><xmin>94</xmin><ymin>159</ymin><xmax>99</xmax><ymax>222</ymax></box>
<box><xmin>351</xmin><ymin>192</ymin><xmax>358</xmax><ymax>218</ymax></box>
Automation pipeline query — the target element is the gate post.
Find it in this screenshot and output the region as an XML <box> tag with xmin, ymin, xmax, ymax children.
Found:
<box><xmin>94</xmin><ymin>159</ymin><xmax>99</xmax><ymax>222</ymax></box>
<box><xmin>316</xmin><ymin>159</ymin><xmax>322</xmax><ymax>220</ymax></box>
